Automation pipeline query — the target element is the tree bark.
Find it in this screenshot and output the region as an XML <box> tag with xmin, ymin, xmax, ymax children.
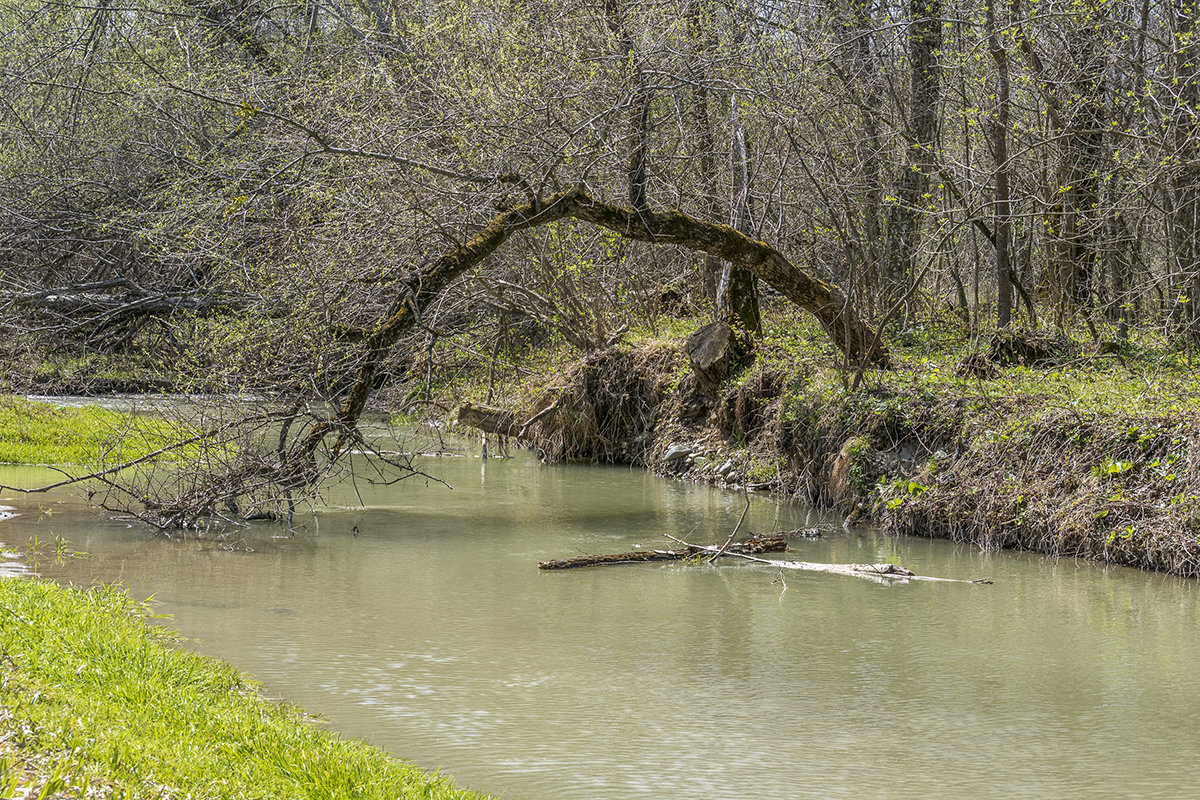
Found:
<box><xmin>1012</xmin><ymin>0</ymin><xmax>1106</xmax><ymax>322</ymax></box>
<box><xmin>604</xmin><ymin>0</ymin><xmax>652</xmax><ymax>213</ymax></box>
<box><xmin>985</xmin><ymin>0</ymin><xmax>1014</xmax><ymax>328</ymax></box>
<box><xmin>884</xmin><ymin>0</ymin><xmax>943</xmax><ymax>292</ymax></box>
<box><xmin>686</xmin><ymin>0</ymin><xmax>725</xmax><ymax>299</ymax></box>
<box><xmin>826</xmin><ymin>0</ymin><xmax>886</xmax><ymax>297</ymax></box>
<box><xmin>718</xmin><ymin>97</ymin><xmax>762</xmax><ymax>336</ymax></box>
<box><xmin>1170</xmin><ymin>0</ymin><xmax>1200</xmax><ymax>345</ymax></box>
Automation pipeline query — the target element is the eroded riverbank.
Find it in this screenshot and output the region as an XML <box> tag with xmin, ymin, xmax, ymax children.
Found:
<box><xmin>442</xmin><ymin>318</ymin><xmax>1200</xmax><ymax>578</ymax></box>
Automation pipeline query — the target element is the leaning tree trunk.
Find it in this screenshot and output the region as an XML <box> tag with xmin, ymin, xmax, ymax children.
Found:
<box><xmin>295</xmin><ymin>188</ymin><xmax>892</xmax><ymax>467</ymax></box>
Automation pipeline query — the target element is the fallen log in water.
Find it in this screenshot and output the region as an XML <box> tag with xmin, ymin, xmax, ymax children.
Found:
<box><xmin>538</xmin><ymin>535</ymin><xmax>788</xmax><ymax>570</ymax></box>
<box><xmin>664</xmin><ymin>534</ymin><xmax>992</xmax><ymax>584</ymax></box>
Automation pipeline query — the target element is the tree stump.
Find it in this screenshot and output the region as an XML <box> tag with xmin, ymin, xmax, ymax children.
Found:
<box><xmin>685</xmin><ymin>321</ymin><xmax>735</xmax><ymax>391</ymax></box>
<box><xmin>456</xmin><ymin>402</ymin><xmax>517</xmax><ymax>436</ymax></box>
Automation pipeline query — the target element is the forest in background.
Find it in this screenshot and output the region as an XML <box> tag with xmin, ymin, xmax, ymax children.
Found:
<box><xmin>3</xmin><ymin>0</ymin><xmax>1200</xmax><ymax>559</ymax></box>
<box><xmin>4</xmin><ymin>0</ymin><xmax>1200</xmax><ymax>377</ymax></box>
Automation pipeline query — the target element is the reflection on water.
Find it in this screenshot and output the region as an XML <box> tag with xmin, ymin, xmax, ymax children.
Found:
<box><xmin>2</xmin><ymin>437</ymin><xmax>1200</xmax><ymax>799</ymax></box>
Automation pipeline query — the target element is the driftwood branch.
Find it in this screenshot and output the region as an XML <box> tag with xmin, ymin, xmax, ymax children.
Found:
<box><xmin>663</xmin><ymin>534</ymin><xmax>992</xmax><ymax>584</ymax></box>
<box><xmin>538</xmin><ymin>535</ymin><xmax>787</xmax><ymax>570</ymax></box>
<box><xmin>0</xmin><ymin>410</ymin><xmax>296</xmax><ymax>496</ymax></box>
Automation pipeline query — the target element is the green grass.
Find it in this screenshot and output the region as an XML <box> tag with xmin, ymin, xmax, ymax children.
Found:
<box><xmin>0</xmin><ymin>396</ymin><xmax>184</xmax><ymax>465</ymax></box>
<box><xmin>0</xmin><ymin>577</ymin><xmax>490</xmax><ymax>800</ymax></box>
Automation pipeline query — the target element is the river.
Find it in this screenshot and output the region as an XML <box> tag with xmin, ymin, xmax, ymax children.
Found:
<box><xmin>2</xmin><ymin>426</ymin><xmax>1199</xmax><ymax>799</ymax></box>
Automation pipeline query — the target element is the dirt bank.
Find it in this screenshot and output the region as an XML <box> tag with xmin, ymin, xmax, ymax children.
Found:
<box><xmin>451</xmin><ymin>321</ymin><xmax>1200</xmax><ymax>578</ymax></box>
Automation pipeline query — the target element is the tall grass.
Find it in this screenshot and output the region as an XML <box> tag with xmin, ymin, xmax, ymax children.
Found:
<box><xmin>0</xmin><ymin>578</ymin><xmax>491</xmax><ymax>799</ymax></box>
<box><xmin>0</xmin><ymin>396</ymin><xmax>182</xmax><ymax>465</ymax></box>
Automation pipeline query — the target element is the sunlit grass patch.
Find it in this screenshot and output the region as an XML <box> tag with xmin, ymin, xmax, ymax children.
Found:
<box><xmin>0</xmin><ymin>578</ymin><xmax>490</xmax><ymax>800</ymax></box>
<box><xmin>0</xmin><ymin>396</ymin><xmax>188</xmax><ymax>465</ymax></box>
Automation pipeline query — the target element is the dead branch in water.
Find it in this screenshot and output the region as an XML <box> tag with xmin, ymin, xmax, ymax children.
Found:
<box><xmin>708</xmin><ymin>487</ymin><xmax>751</xmax><ymax>563</ymax></box>
<box><xmin>663</xmin><ymin>534</ymin><xmax>992</xmax><ymax>584</ymax></box>
<box><xmin>538</xmin><ymin>535</ymin><xmax>787</xmax><ymax>570</ymax></box>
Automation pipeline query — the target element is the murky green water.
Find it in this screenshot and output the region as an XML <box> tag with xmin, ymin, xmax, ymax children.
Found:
<box><xmin>2</xmin><ymin>430</ymin><xmax>1199</xmax><ymax>799</ymax></box>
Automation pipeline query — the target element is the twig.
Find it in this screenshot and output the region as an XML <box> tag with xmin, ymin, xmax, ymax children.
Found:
<box><xmin>708</xmin><ymin>486</ymin><xmax>751</xmax><ymax>563</ymax></box>
<box><xmin>518</xmin><ymin>396</ymin><xmax>564</xmax><ymax>437</ymax></box>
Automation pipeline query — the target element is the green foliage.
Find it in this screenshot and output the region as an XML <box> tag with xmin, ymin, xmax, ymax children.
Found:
<box><xmin>0</xmin><ymin>578</ymin><xmax>490</xmax><ymax>800</ymax></box>
<box><xmin>746</xmin><ymin>453</ymin><xmax>785</xmax><ymax>483</ymax></box>
<box><xmin>1093</xmin><ymin>458</ymin><xmax>1134</xmax><ymax>479</ymax></box>
<box><xmin>879</xmin><ymin>476</ymin><xmax>929</xmax><ymax>509</ymax></box>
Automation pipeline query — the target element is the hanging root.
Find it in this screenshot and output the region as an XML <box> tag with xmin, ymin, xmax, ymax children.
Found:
<box><xmin>522</xmin><ymin>345</ymin><xmax>678</xmax><ymax>465</ymax></box>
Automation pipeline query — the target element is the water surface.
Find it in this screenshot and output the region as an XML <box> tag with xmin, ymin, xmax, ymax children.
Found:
<box><xmin>2</xmin><ymin>435</ymin><xmax>1198</xmax><ymax>799</ymax></box>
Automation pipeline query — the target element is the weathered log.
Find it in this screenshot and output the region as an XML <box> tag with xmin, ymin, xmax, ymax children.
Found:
<box><xmin>664</xmin><ymin>534</ymin><xmax>992</xmax><ymax>584</ymax></box>
<box><xmin>538</xmin><ymin>535</ymin><xmax>787</xmax><ymax>570</ymax></box>
<box><xmin>456</xmin><ymin>402</ymin><xmax>518</xmax><ymax>436</ymax></box>
<box><xmin>1</xmin><ymin>289</ymin><xmax>254</xmax><ymax>319</ymax></box>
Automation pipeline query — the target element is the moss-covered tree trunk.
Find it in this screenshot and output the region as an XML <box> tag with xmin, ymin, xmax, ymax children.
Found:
<box><xmin>296</xmin><ymin>189</ymin><xmax>892</xmax><ymax>465</ymax></box>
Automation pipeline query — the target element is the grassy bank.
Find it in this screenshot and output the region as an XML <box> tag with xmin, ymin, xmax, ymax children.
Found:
<box><xmin>0</xmin><ymin>577</ymin><xmax>489</xmax><ymax>800</ymax></box>
<box><xmin>0</xmin><ymin>396</ymin><xmax>180</xmax><ymax>465</ymax></box>
<box><xmin>426</xmin><ymin>306</ymin><xmax>1200</xmax><ymax>577</ymax></box>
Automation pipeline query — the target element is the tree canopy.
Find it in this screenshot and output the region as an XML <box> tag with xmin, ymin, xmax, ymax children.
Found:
<box><xmin>4</xmin><ymin>0</ymin><xmax>1200</xmax><ymax>523</ymax></box>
